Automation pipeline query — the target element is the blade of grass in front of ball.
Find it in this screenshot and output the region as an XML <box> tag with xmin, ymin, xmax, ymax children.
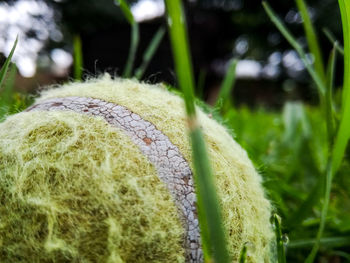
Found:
<box><xmin>135</xmin><ymin>26</ymin><xmax>166</xmax><ymax>79</ymax></box>
<box><xmin>73</xmin><ymin>34</ymin><xmax>83</xmax><ymax>81</ymax></box>
<box><xmin>262</xmin><ymin>2</ymin><xmax>326</xmax><ymax>100</ymax></box>
<box><xmin>295</xmin><ymin>0</ymin><xmax>326</xmax><ymax>84</ymax></box>
<box><xmin>115</xmin><ymin>0</ymin><xmax>139</xmax><ymax>78</ymax></box>
<box><xmin>323</xmin><ymin>28</ymin><xmax>344</xmax><ymax>56</ymax></box>
<box><xmin>190</xmin><ymin>128</ymin><xmax>230</xmax><ymax>263</ymax></box>
<box><xmin>165</xmin><ymin>0</ymin><xmax>230</xmax><ymax>262</ymax></box>
<box><xmin>0</xmin><ymin>36</ymin><xmax>18</xmax><ymax>89</ymax></box>
<box><xmin>165</xmin><ymin>0</ymin><xmax>196</xmax><ymax>117</ymax></box>
<box><xmin>215</xmin><ymin>58</ymin><xmax>238</xmax><ymax>112</ymax></box>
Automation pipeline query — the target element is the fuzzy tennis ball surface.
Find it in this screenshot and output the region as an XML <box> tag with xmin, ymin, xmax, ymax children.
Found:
<box><xmin>0</xmin><ymin>76</ymin><xmax>273</xmax><ymax>262</ymax></box>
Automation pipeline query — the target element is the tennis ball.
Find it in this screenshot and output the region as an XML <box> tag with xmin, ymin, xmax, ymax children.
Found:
<box><xmin>0</xmin><ymin>75</ymin><xmax>273</xmax><ymax>262</ymax></box>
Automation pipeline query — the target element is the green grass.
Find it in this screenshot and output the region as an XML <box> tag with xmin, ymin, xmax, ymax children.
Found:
<box><xmin>227</xmin><ymin>105</ymin><xmax>350</xmax><ymax>262</ymax></box>
<box><xmin>263</xmin><ymin>1</ymin><xmax>350</xmax><ymax>261</ymax></box>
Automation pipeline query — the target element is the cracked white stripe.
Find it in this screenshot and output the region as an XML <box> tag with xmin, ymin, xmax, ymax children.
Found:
<box><xmin>26</xmin><ymin>96</ymin><xmax>203</xmax><ymax>262</ymax></box>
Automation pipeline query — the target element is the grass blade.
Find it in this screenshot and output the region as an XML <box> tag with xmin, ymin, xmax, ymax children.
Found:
<box><xmin>190</xmin><ymin>128</ymin><xmax>230</xmax><ymax>262</ymax></box>
<box><xmin>331</xmin><ymin>0</ymin><xmax>350</xmax><ymax>174</ymax></box>
<box><xmin>73</xmin><ymin>34</ymin><xmax>83</xmax><ymax>80</ymax></box>
<box><xmin>239</xmin><ymin>244</ymin><xmax>247</xmax><ymax>263</ymax></box>
<box><xmin>115</xmin><ymin>0</ymin><xmax>139</xmax><ymax>78</ymax></box>
<box><xmin>135</xmin><ymin>26</ymin><xmax>166</xmax><ymax>79</ymax></box>
<box><xmin>272</xmin><ymin>213</ymin><xmax>286</xmax><ymax>263</ymax></box>
<box><xmin>0</xmin><ymin>64</ymin><xmax>16</xmax><ymax>105</ymax></box>
<box><xmin>295</xmin><ymin>0</ymin><xmax>326</xmax><ymax>83</ymax></box>
<box><xmin>165</xmin><ymin>0</ymin><xmax>230</xmax><ymax>262</ymax></box>
<box><xmin>289</xmin><ymin>236</ymin><xmax>350</xmax><ymax>248</ymax></box>
<box><xmin>115</xmin><ymin>0</ymin><xmax>134</xmax><ymax>24</ymax></box>
<box><xmin>323</xmin><ymin>28</ymin><xmax>344</xmax><ymax>55</ymax></box>
<box><xmin>262</xmin><ymin>2</ymin><xmax>326</xmax><ymax>100</ymax></box>
<box><xmin>0</xmin><ymin>64</ymin><xmax>17</xmax><ymax>118</ymax></box>
<box><xmin>125</xmin><ymin>23</ymin><xmax>139</xmax><ymax>78</ymax></box>
<box><xmin>0</xmin><ymin>36</ymin><xmax>18</xmax><ymax>89</ymax></box>
<box><xmin>325</xmin><ymin>44</ymin><xmax>337</xmax><ymax>144</ymax></box>
<box><xmin>305</xmin><ymin>158</ymin><xmax>333</xmax><ymax>263</ymax></box>
<box><xmin>215</xmin><ymin>58</ymin><xmax>238</xmax><ymax>111</ymax></box>
<box><xmin>165</xmin><ymin>0</ymin><xmax>196</xmax><ymax>116</ymax></box>
<box><xmin>197</xmin><ymin>68</ymin><xmax>207</xmax><ymax>99</ymax></box>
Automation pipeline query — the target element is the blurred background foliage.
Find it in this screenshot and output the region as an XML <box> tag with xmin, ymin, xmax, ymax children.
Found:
<box><xmin>0</xmin><ymin>0</ymin><xmax>349</xmax><ymax>262</ymax></box>
<box><xmin>0</xmin><ymin>0</ymin><xmax>343</xmax><ymax>105</ymax></box>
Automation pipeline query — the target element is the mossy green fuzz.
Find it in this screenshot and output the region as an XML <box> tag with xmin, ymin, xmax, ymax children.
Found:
<box><xmin>0</xmin><ymin>76</ymin><xmax>274</xmax><ymax>262</ymax></box>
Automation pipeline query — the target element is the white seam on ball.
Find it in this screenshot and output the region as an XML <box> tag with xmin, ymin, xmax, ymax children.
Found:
<box><xmin>26</xmin><ymin>96</ymin><xmax>203</xmax><ymax>262</ymax></box>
